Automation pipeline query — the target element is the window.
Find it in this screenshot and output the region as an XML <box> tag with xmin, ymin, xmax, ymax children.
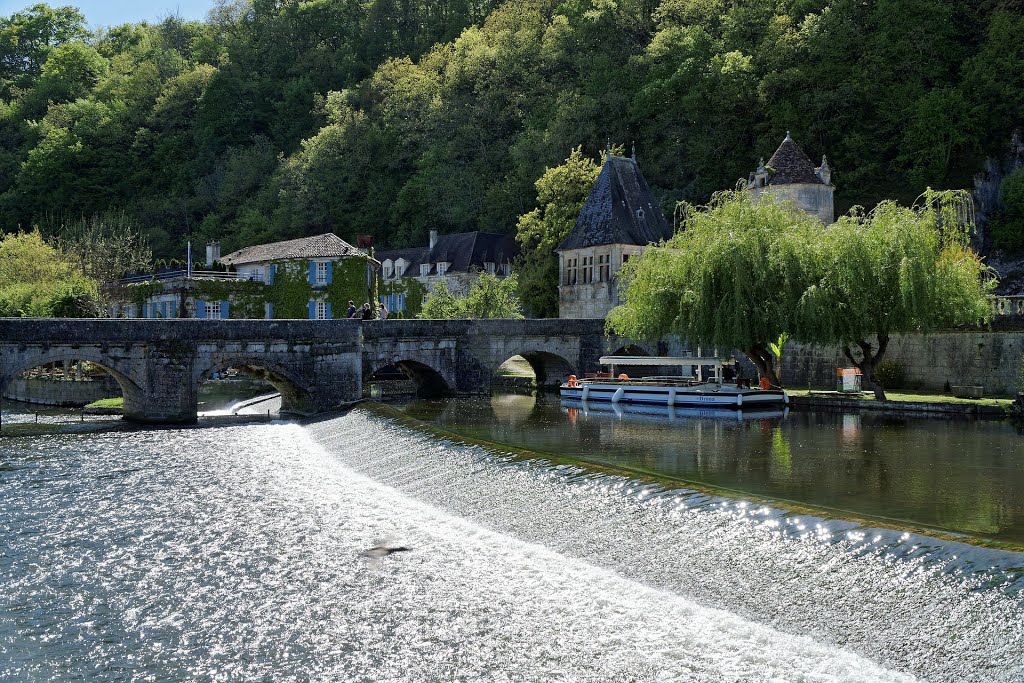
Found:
<box><xmin>383</xmin><ymin>263</ymin><xmax>393</xmax><ymax>279</ymax></box>
<box><xmin>598</xmin><ymin>254</ymin><xmax>610</xmax><ymax>282</ymax></box>
<box><xmin>420</xmin><ymin>264</ymin><xmax>431</xmax><ymax>277</ymax></box>
<box><xmin>503</xmin><ymin>262</ymin><xmax>512</xmax><ymax>276</ymax></box>
<box><xmin>316</xmin><ymin>300</ymin><xmax>329</xmax><ymax>320</ymax></box>
<box><xmin>622</xmin><ymin>254</ymin><xmax>631</xmax><ymax>265</ymax></box>
<box><xmin>315</xmin><ymin>261</ymin><xmax>328</xmax><ymax>285</ymax></box>
<box><xmin>636</xmin><ymin>208</ymin><xmax>645</xmax><ymax>220</ymax></box>
<box><xmin>582</xmin><ymin>256</ymin><xmax>594</xmax><ymax>284</ymax></box>
<box><xmin>437</xmin><ymin>262</ymin><xmax>448</xmax><ymax>277</ymax></box>
<box><xmin>565</xmin><ymin>257</ymin><xmax>577</xmax><ymax>285</ymax></box>
<box><xmin>251</xmin><ymin>267</ymin><xmax>265</xmax><ymax>283</ymax></box>
<box><xmin>485</xmin><ymin>262</ymin><xmax>495</xmax><ymax>274</ymax></box>
<box><xmin>208</xmin><ymin>301</ymin><xmax>222</xmax><ymax>319</ymax></box>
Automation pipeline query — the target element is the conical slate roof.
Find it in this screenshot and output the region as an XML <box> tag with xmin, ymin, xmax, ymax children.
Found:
<box><xmin>765</xmin><ymin>134</ymin><xmax>824</xmax><ymax>185</ymax></box>
<box><xmin>557</xmin><ymin>155</ymin><xmax>673</xmax><ymax>251</ymax></box>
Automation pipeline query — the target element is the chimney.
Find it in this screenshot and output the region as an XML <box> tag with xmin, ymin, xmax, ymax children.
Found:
<box><xmin>429</xmin><ymin>229</ymin><xmax>438</xmax><ymax>250</ymax></box>
<box><xmin>206</xmin><ymin>241</ymin><xmax>220</xmax><ymax>267</ymax></box>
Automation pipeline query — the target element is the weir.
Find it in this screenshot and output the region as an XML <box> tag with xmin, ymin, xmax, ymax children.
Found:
<box><xmin>0</xmin><ymin>318</ymin><xmax>608</xmax><ymax>423</ymax></box>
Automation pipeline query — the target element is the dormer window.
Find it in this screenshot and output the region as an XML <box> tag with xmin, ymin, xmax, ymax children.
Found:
<box><xmin>636</xmin><ymin>208</ymin><xmax>645</xmax><ymax>220</ymax></box>
<box><xmin>502</xmin><ymin>262</ymin><xmax>511</xmax><ymax>276</ymax></box>
<box><xmin>485</xmin><ymin>262</ymin><xmax>495</xmax><ymax>274</ymax></box>
<box><xmin>437</xmin><ymin>262</ymin><xmax>448</xmax><ymax>277</ymax></box>
<box><xmin>420</xmin><ymin>263</ymin><xmax>431</xmax><ymax>277</ymax></box>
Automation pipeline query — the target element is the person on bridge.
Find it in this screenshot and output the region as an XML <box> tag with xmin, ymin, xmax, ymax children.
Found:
<box><xmin>379</xmin><ymin>302</ymin><xmax>389</xmax><ymax>320</ymax></box>
<box><xmin>361</xmin><ymin>303</ymin><xmax>374</xmax><ymax>320</ymax></box>
<box><xmin>347</xmin><ymin>301</ymin><xmax>357</xmax><ymax>319</ymax></box>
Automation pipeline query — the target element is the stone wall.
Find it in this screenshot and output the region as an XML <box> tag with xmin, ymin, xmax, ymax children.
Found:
<box><xmin>781</xmin><ymin>331</ymin><xmax>1024</xmax><ymax>395</ymax></box>
<box><xmin>2</xmin><ymin>375</ymin><xmax>121</xmax><ymax>406</ymax></box>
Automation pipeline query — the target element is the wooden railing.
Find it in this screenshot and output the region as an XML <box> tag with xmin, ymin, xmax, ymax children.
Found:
<box><xmin>991</xmin><ymin>295</ymin><xmax>1024</xmax><ymax>317</ymax></box>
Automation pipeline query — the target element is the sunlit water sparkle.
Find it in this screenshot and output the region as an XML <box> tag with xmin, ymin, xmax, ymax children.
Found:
<box><xmin>0</xmin><ymin>409</ymin><xmax>1021</xmax><ymax>681</ymax></box>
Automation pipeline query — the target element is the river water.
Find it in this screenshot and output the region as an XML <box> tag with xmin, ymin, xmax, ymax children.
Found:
<box><xmin>1</xmin><ymin>400</ymin><xmax>1022</xmax><ymax>681</ymax></box>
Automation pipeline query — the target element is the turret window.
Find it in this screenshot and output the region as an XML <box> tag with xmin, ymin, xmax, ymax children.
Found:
<box><xmin>565</xmin><ymin>257</ymin><xmax>578</xmax><ymax>285</ymax></box>
<box><xmin>582</xmin><ymin>256</ymin><xmax>594</xmax><ymax>284</ymax></box>
<box><xmin>598</xmin><ymin>254</ymin><xmax>610</xmax><ymax>282</ymax></box>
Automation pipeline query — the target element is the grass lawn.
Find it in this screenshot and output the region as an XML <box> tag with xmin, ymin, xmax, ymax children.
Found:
<box><xmin>84</xmin><ymin>397</ymin><xmax>124</xmax><ymax>410</ymax></box>
<box><xmin>787</xmin><ymin>388</ymin><xmax>1015</xmax><ymax>409</ymax></box>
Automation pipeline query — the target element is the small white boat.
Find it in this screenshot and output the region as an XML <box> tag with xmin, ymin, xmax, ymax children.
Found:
<box><xmin>559</xmin><ymin>356</ymin><xmax>788</xmax><ymax>408</ymax></box>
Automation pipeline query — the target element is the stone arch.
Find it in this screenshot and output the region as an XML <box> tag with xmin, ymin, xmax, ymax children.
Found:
<box><xmin>365</xmin><ymin>358</ymin><xmax>452</xmax><ymax>398</ymax></box>
<box><xmin>491</xmin><ymin>346</ymin><xmax>577</xmax><ymax>389</ymax></box>
<box><xmin>195</xmin><ymin>355</ymin><xmax>315</xmax><ymax>415</ymax></box>
<box><xmin>610</xmin><ymin>343</ymin><xmax>653</xmax><ymax>357</ymax></box>
<box><xmin>0</xmin><ymin>347</ymin><xmax>144</xmax><ymax>419</ymax></box>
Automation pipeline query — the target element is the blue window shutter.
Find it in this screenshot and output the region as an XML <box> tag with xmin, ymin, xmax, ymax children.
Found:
<box><xmin>196</xmin><ymin>300</ymin><xmax>206</xmax><ymax>319</ymax></box>
<box><xmin>325</xmin><ymin>302</ymin><xmax>332</xmax><ymax>320</ymax></box>
<box><xmin>325</xmin><ymin>260</ymin><xmax>333</xmax><ymax>284</ymax></box>
<box><xmin>308</xmin><ymin>300</ymin><xmax>316</xmax><ymax>319</ymax></box>
<box><xmin>221</xmin><ymin>300</ymin><xmax>230</xmax><ymax>319</ymax></box>
<box><xmin>266</xmin><ymin>303</ymin><xmax>274</xmax><ymax>319</ymax></box>
<box><xmin>308</xmin><ymin>261</ymin><xmax>316</xmax><ymax>285</ymax></box>
<box><xmin>268</xmin><ymin>264</ymin><xmax>277</xmax><ymax>285</ymax></box>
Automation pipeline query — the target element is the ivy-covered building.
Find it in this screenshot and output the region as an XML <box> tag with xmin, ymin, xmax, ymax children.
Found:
<box><xmin>376</xmin><ymin>229</ymin><xmax>519</xmax><ymax>317</ymax></box>
<box><xmin>108</xmin><ymin>234</ymin><xmax>378</xmax><ymax>320</ymax></box>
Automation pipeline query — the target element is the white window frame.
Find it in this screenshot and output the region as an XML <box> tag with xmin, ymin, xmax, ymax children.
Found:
<box><xmin>316</xmin><ymin>300</ymin><xmax>329</xmax><ymax>320</ymax></box>
<box><xmin>315</xmin><ymin>261</ymin><xmax>328</xmax><ymax>285</ymax></box>
<box><xmin>420</xmin><ymin>263</ymin><xmax>431</xmax><ymax>277</ymax></box>
<box><xmin>485</xmin><ymin>262</ymin><xmax>495</xmax><ymax>275</ymax></box>
<box><xmin>208</xmin><ymin>301</ymin><xmax>222</xmax><ymax>319</ymax></box>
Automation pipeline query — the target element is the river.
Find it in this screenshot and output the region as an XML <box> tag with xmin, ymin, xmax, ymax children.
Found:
<box><xmin>1</xmin><ymin>398</ymin><xmax>1022</xmax><ymax>681</ymax></box>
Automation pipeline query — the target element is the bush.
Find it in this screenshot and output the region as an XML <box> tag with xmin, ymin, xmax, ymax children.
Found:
<box><xmin>875</xmin><ymin>360</ymin><xmax>907</xmax><ymax>390</ymax></box>
<box><xmin>991</xmin><ymin>168</ymin><xmax>1024</xmax><ymax>252</ymax></box>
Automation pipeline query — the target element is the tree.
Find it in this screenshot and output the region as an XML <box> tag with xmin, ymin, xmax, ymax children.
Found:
<box><xmin>418</xmin><ymin>273</ymin><xmax>524</xmax><ymax>319</ymax></box>
<box><xmin>0</xmin><ymin>229</ymin><xmax>101</xmax><ymax>317</ymax></box>
<box><xmin>514</xmin><ymin>147</ymin><xmax>603</xmax><ymax>317</ymax></box>
<box><xmin>795</xmin><ymin>190</ymin><xmax>995</xmax><ymax>400</ymax></box>
<box><xmin>607</xmin><ymin>191</ymin><xmax>823</xmax><ymax>386</ymax></box>
<box><xmin>50</xmin><ymin>211</ymin><xmax>153</xmax><ymax>283</ymax></box>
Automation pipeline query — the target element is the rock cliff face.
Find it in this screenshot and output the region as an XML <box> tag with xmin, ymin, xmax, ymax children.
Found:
<box><xmin>974</xmin><ymin>130</ymin><xmax>1024</xmax><ymax>293</ymax></box>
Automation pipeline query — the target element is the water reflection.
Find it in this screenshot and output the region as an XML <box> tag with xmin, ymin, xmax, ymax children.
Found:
<box><xmin>400</xmin><ymin>395</ymin><xmax>1024</xmax><ymax>543</ymax></box>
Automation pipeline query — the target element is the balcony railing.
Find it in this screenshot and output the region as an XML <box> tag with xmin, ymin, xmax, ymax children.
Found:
<box><xmin>117</xmin><ymin>270</ymin><xmax>252</xmax><ymax>285</ymax></box>
<box><xmin>991</xmin><ymin>295</ymin><xmax>1024</xmax><ymax>317</ymax></box>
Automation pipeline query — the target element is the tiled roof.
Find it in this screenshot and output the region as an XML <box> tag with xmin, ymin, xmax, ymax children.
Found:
<box><xmin>765</xmin><ymin>134</ymin><xmax>823</xmax><ymax>185</ymax></box>
<box><xmin>557</xmin><ymin>155</ymin><xmax>673</xmax><ymax>251</ymax></box>
<box><xmin>219</xmin><ymin>233</ymin><xmax>367</xmax><ymax>266</ymax></box>
<box><xmin>376</xmin><ymin>232</ymin><xmax>519</xmax><ymax>276</ymax></box>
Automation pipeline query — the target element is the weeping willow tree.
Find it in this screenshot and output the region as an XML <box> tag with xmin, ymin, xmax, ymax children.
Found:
<box><xmin>607</xmin><ymin>191</ymin><xmax>823</xmax><ymax>386</ymax></box>
<box><xmin>795</xmin><ymin>189</ymin><xmax>995</xmax><ymax>400</ymax></box>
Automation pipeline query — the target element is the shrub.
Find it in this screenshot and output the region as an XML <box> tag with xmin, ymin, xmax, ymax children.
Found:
<box><xmin>875</xmin><ymin>360</ymin><xmax>907</xmax><ymax>390</ymax></box>
<box><xmin>991</xmin><ymin>168</ymin><xmax>1024</xmax><ymax>252</ymax></box>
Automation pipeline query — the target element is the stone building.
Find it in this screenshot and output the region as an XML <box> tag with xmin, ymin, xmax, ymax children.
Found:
<box><xmin>745</xmin><ymin>133</ymin><xmax>835</xmax><ymax>224</ymax></box>
<box><xmin>376</xmin><ymin>230</ymin><xmax>519</xmax><ymax>317</ymax></box>
<box><xmin>107</xmin><ymin>233</ymin><xmax>377</xmax><ymax>320</ymax></box>
<box><xmin>556</xmin><ymin>152</ymin><xmax>674</xmax><ymax>319</ymax></box>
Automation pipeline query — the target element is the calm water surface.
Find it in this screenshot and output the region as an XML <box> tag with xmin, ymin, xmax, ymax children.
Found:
<box><xmin>400</xmin><ymin>395</ymin><xmax>1024</xmax><ymax>544</ymax></box>
<box><xmin>1</xmin><ymin>404</ymin><xmax>1022</xmax><ymax>681</ymax></box>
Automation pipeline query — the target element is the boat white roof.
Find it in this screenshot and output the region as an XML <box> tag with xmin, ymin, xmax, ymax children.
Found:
<box><xmin>599</xmin><ymin>356</ymin><xmax>734</xmax><ymax>366</ymax></box>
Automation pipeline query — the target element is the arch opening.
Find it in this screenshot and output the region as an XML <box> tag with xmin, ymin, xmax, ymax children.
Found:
<box><xmin>197</xmin><ymin>359</ymin><xmax>312</xmax><ymax>417</ymax></box>
<box><xmin>366</xmin><ymin>360</ymin><xmax>451</xmax><ymax>399</ymax></box>
<box><xmin>1</xmin><ymin>355</ymin><xmax>136</xmax><ymax>419</ymax></box>
<box><xmin>494</xmin><ymin>352</ymin><xmax>575</xmax><ymax>391</ymax></box>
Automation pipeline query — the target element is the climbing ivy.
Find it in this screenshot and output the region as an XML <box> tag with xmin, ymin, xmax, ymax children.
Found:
<box><xmin>380</xmin><ymin>277</ymin><xmax>428</xmax><ymax>319</ymax></box>
<box><xmin>325</xmin><ymin>257</ymin><xmax>375</xmax><ymax>315</ymax></box>
<box><xmin>190</xmin><ymin>279</ymin><xmax>265</xmax><ymax>318</ymax></box>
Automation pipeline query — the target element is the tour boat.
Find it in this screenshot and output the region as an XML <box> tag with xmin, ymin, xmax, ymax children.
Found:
<box><xmin>560</xmin><ymin>398</ymin><xmax>788</xmax><ymax>422</ymax></box>
<box><xmin>559</xmin><ymin>356</ymin><xmax>789</xmax><ymax>408</ymax></box>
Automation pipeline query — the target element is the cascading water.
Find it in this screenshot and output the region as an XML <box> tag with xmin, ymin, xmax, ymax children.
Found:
<box><xmin>0</xmin><ymin>407</ymin><xmax>1021</xmax><ymax>681</ymax></box>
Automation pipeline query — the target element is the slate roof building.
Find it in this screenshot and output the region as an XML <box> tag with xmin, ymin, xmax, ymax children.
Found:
<box><xmin>745</xmin><ymin>132</ymin><xmax>835</xmax><ymax>224</ymax></box>
<box><xmin>376</xmin><ymin>230</ymin><xmax>519</xmax><ymax>316</ymax></box>
<box><xmin>107</xmin><ymin>233</ymin><xmax>376</xmax><ymax>320</ymax></box>
<box><xmin>556</xmin><ymin>151</ymin><xmax>673</xmax><ymax>319</ymax></box>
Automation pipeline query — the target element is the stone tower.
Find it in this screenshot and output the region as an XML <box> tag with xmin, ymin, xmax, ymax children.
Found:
<box><xmin>556</xmin><ymin>152</ymin><xmax>673</xmax><ymax>319</ymax></box>
<box><xmin>745</xmin><ymin>133</ymin><xmax>835</xmax><ymax>224</ymax></box>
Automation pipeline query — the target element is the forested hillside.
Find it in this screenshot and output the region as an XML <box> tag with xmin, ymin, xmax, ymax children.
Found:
<box><xmin>1</xmin><ymin>0</ymin><xmax>1022</xmax><ymax>261</ymax></box>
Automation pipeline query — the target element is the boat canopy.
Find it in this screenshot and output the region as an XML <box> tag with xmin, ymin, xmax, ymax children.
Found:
<box><xmin>598</xmin><ymin>356</ymin><xmax>735</xmax><ymax>367</ymax></box>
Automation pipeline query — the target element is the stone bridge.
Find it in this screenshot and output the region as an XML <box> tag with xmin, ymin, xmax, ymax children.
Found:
<box><xmin>0</xmin><ymin>318</ymin><xmax>626</xmax><ymax>423</ymax></box>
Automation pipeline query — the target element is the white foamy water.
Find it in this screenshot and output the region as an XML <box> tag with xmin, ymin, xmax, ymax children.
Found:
<box><xmin>0</xmin><ymin>410</ymin><xmax>1021</xmax><ymax>681</ymax></box>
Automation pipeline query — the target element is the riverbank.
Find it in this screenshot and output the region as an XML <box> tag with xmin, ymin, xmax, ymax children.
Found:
<box><xmin>787</xmin><ymin>388</ymin><xmax>1016</xmax><ymax>416</ymax></box>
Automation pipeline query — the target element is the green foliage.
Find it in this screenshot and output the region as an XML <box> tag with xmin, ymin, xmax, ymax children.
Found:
<box><xmin>991</xmin><ymin>168</ymin><xmax>1024</xmax><ymax>252</ymax></box>
<box><xmin>0</xmin><ymin>0</ymin><xmax>1017</xmax><ymax>271</ymax></box>
<box><xmin>0</xmin><ymin>229</ymin><xmax>100</xmax><ymax>316</ymax></box>
<box><xmin>875</xmin><ymin>361</ymin><xmax>907</xmax><ymax>390</ymax></box>
<box><xmin>609</xmin><ymin>190</ymin><xmax>995</xmax><ymax>391</ymax></box>
<box><xmin>381</xmin><ymin>276</ymin><xmax>428</xmax><ymax>318</ymax></box>
<box><xmin>419</xmin><ymin>273</ymin><xmax>524</xmax><ymax>319</ymax></box>
<box><xmin>515</xmin><ymin>146</ymin><xmax>604</xmax><ymax>317</ymax></box>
